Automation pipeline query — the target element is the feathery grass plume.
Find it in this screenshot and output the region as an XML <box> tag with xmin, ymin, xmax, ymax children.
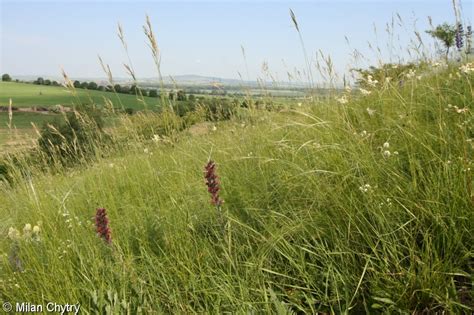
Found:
<box><xmin>204</xmin><ymin>160</ymin><xmax>222</xmax><ymax>207</ymax></box>
<box><xmin>143</xmin><ymin>15</ymin><xmax>168</xmax><ymax>110</ymax></box>
<box><xmin>451</xmin><ymin>0</ymin><xmax>461</xmax><ymax>28</ymax></box>
<box><xmin>95</xmin><ymin>208</ymin><xmax>112</xmax><ymax>244</ymax></box>
<box><xmin>116</xmin><ymin>22</ymin><xmax>147</xmax><ymax>109</ymax></box>
<box><xmin>240</xmin><ymin>45</ymin><xmax>255</xmax><ymax>109</ymax></box>
<box><xmin>60</xmin><ymin>68</ymin><xmax>84</xmax><ymax>108</ymax></box>
<box><xmin>240</xmin><ymin>45</ymin><xmax>251</xmax><ymax>82</ymax></box>
<box><xmin>289</xmin><ymin>8</ymin><xmax>314</xmax><ymax>91</ymax></box>
<box><xmin>98</xmin><ymin>55</ymin><xmax>124</xmax><ymax>109</ymax></box>
<box><xmin>7</xmin><ymin>98</ymin><xmax>13</xmax><ymax>130</ymax></box>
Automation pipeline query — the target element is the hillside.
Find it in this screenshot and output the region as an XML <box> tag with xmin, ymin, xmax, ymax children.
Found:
<box><xmin>0</xmin><ymin>62</ymin><xmax>472</xmax><ymax>313</ymax></box>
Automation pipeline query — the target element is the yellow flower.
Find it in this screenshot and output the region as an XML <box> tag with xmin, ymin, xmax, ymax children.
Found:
<box><xmin>33</xmin><ymin>225</ymin><xmax>41</xmax><ymax>234</ymax></box>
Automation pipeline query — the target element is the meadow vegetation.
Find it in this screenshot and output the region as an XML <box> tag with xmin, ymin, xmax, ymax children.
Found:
<box><xmin>0</xmin><ymin>11</ymin><xmax>473</xmax><ymax>314</ymax></box>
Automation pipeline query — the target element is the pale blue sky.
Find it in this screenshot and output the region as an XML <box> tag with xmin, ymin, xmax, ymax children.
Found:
<box><xmin>0</xmin><ymin>0</ymin><xmax>472</xmax><ymax>81</ymax></box>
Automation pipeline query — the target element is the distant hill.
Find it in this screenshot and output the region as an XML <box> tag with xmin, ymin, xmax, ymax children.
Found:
<box><xmin>10</xmin><ymin>74</ymin><xmax>309</xmax><ymax>89</ymax></box>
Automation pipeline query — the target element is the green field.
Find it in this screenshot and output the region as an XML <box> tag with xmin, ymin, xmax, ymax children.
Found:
<box><xmin>0</xmin><ymin>81</ymin><xmax>161</xmax><ymax>110</ymax></box>
<box><xmin>0</xmin><ymin>111</ymin><xmax>60</xmax><ymax>129</ymax></box>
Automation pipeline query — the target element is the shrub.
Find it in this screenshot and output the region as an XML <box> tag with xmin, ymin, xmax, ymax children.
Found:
<box><xmin>125</xmin><ymin>108</ymin><xmax>135</xmax><ymax>115</ymax></box>
<box><xmin>37</xmin><ymin>105</ymin><xmax>105</xmax><ymax>165</ymax></box>
<box><xmin>122</xmin><ymin>109</ymin><xmax>184</xmax><ymax>141</ymax></box>
<box><xmin>174</xmin><ymin>101</ymin><xmax>196</xmax><ymax>117</ymax></box>
<box><xmin>2</xmin><ymin>73</ymin><xmax>12</xmax><ymax>82</ymax></box>
<box><xmin>176</xmin><ymin>90</ymin><xmax>186</xmax><ymax>101</ymax></box>
<box><xmin>149</xmin><ymin>89</ymin><xmax>158</xmax><ymax>97</ymax></box>
<box><xmin>0</xmin><ymin>162</ymin><xmax>13</xmax><ymax>184</ymax></box>
<box><xmin>87</xmin><ymin>82</ymin><xmax>98</xmax><ymax>90</ymax></box>
<box><xmin>73</xmin><ymin>80</ymin><xmax>81</xmax><ymax>88</ymax></box>
<box><xmin>199</xmin><ymin>97</ymin><xmax>238</xmax><ymax>121</ymax></box>
<box><xmin>120</xmin><ymin>86</ymin><xmax>130</xmax><ymax>94</ymax></box>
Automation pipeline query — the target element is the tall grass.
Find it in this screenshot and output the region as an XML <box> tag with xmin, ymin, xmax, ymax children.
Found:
<box><xmin>0</xmin><ymin>9</ymin><xmax>473</xmax><ymax>314</ymax></box>
<box><xmin>0</xmin><ymin>60</ymin><xmax>472</xmax><ymax>313</ymax></box>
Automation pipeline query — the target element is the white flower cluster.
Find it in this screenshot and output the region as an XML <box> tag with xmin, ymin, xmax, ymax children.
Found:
<box><xmin>380</xmin><ymin>142</ymin><xmax>398</xmax><ymax>159</ymax></box>
<box><xmin>459</xmin><ymin>63</ymin><xmax>474</xmax><ymax>74</ymax></box>
<box><xmin>359</xmin><ymin>130</ymin><xmax>371</xmax><ymax>137</ymax></box>
<box><xmin>405</xmin><ymin>69</ymin><xmax>416</xmax><ymax>79</ymax></box>
<box><xmin>335</xmin><ymin>85</ymin><xmax>354</xmax><ymax>104</ymax></box>
<box><xmin>359</xmin><ymin>184</ymin><xmax>372</xmax><ymax>193</ymax></box>
<box><xmin>335</xmin><ymin>95</ymin><xmax>348</xmax><ymax>104</ymax></box>
<box><xmin>64</xmin><ymin>212</ymin><xmax>84</xmax><ymax>228</ymax></box>
<box><xmin>430</xmin><ymin>60</ymin><xmax>446</xmax><ymax>68</ymax></box>
<box><xmin>359</xmin><ymin>88</ymin><xmax>371</xmax><ymax>96</ymax></box>
<box><xmin>366</xmin><ymin>75</ymin><xmax>378</xmax><ymax>87</ymax></box>
<box><xmin>379</xmin><ymin>198</ymin><xmax>393</xmax><ymax>208</ymax></box>
<box><xmin>366</xmin><ymin>107</ymin><xmax>376</xmax><ymax>116</ymax></box>
<box><xmin>446</xmin><ymin>104</ymin><xmax>469</xmax><ymax>114</ymax></box>
<box><xmin>7</xmin><ymin>223</ymin><xmax>41</xmax><ymax>241</ymax></box>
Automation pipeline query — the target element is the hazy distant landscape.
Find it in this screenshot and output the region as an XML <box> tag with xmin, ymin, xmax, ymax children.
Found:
<box><xmin>0</xmin><ymin>0</ymin><xmax>473</xmax><ymax>313</ymax></box>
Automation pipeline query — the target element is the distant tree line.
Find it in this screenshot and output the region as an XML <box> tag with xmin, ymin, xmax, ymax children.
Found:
<box><xmin>70</xmin><ymin>80</ymin><xmax>194</xmax><ymax>101</ymax></box>
<box><xmin>32</xmin><ymin>77</ymin><xmax>60</xmax><ymax>86</ymax></box>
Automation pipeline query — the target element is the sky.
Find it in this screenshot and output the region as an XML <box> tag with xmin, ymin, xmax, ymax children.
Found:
<box><xmin>0</xmin><ymin>0</ymin><xmax>472</xmax><ymax>82</ymax></box>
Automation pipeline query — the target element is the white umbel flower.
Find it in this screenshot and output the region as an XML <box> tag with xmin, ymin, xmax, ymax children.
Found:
<box><xmin>8</xmin><ymin>227</ymin><xmax>21</xmax><ymax>240</ymax></box>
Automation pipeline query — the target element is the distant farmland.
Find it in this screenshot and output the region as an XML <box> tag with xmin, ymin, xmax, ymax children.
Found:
<box><xmin>0</xmin><ymin>81</ymin><xmax>161</xmax><ymax>110</ymax></box>
<box><xmin>0</xmin><ymin>81</ymin><xmax>161</xmax><ymax>149</ymax></box>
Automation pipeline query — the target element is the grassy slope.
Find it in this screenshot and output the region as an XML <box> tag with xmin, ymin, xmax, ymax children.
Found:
<box><xmin>0</xmin><ymin>81</ymin><xmax>161</xmax><ymax>110</ymax></box>
<box><xmin>0</xmin><ymin>65</ymin><xmax>472</xmax><ymax>313</ymax></box>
